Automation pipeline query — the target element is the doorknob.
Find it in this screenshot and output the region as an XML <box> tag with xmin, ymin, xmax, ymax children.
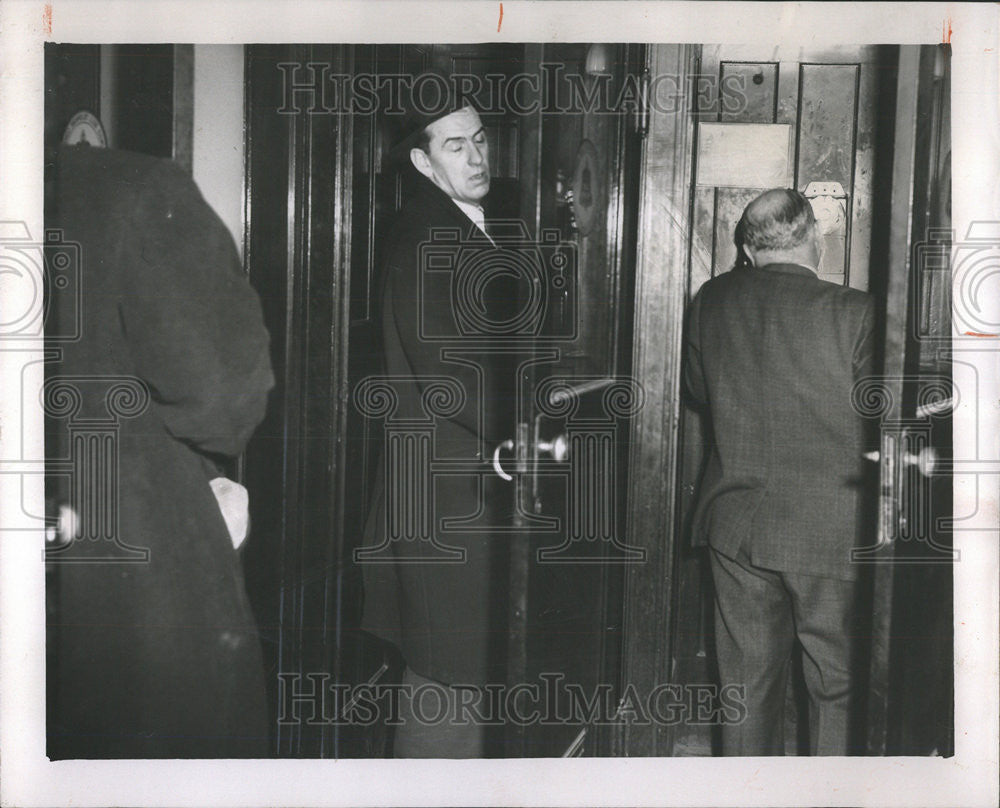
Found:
<box><xmin>492</xmin><ymin>439</ymin><xmax>515</xmax><ymax>481</ymax></box>
<box><xmin>45</xmin><ymin>503</ymin><xmax>78</xmax><ymax>547</ymax></box>
<box><xmin>863</xmin><ymin>446</ymin><xmax>938</xmax><ymax>476</ymax></box>
<box><xmin>492</xmin><ymin>433</ymin><xmax>569</xmax><ymax>482</ymax></box>
<box><xmin>537</xmin><ymin>434</ymin><xmax>569</xmax><ymax>463</ymax></box>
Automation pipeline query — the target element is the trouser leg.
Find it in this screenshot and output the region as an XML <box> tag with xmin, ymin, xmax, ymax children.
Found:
<box><xmin>393</xmin><ymin>667</ymin><xmax>486</xmax><ymax>758</ymax></box>
<box><xmin>709</xmin><ymin>546</ymin><xmax>796</xmax><ymax>755</ymax></box>
<box><xmin>783</xmin><ymin>571</ymin><xmax>859</xmax><ymax>756</ymax></box>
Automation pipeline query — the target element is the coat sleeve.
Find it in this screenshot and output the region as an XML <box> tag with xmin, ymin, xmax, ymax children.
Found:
<box><xmin>683</xmin><ymin>290</ymin><xmax>708</xmax><ymax>407</ymax></box>
<box><xmin>118</xmin><ymin>160</ymin><xmax>274</xmax><ymax>458</ymax></box>
<box><xmin>852</xmin><ymin>296</ymin><xmax>877</xmax><ymax>382</ymax></box>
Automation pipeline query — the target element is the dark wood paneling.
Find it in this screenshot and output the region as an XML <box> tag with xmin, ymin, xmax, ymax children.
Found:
<box><xmin>866</xmin><ymin>44</ymin><xmax>954</xmax><ymax>758</ymax></box>
<box><xmin>242</xmin><ymin>45</ymin><xmax>293</xmax><ymax>754</ymax></box>
<box><xmin>456</xmin><ymin>42</ymin><xmax>645</xmax><ymax>759</ymax></box>
<box><xmin>503</xmin><ymin>42</ymin><xmax>647</xmax><ymax>759</ymax></box>
<box><xmin>242</xmin><ymin>44</ymin><xmax>355</xmax><ymax>758</ymax></box>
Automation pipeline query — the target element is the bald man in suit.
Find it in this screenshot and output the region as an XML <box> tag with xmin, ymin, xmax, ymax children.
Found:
<box><xmin>684</xmin><ymin>188</ymin><xmax>875</xmax><ymax>755</ymax></box>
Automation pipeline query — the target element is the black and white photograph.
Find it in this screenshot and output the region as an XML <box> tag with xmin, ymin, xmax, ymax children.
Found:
<box><xmin>1</xmin><ymin>2</ymin><xmax>997</xmax><ymax>806</ymax></box>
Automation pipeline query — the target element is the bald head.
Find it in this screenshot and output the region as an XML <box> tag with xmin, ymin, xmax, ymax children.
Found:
<box><xmin>738</xmin><ymin>188</ymin><xmax>822</xmax><ymax>270</ymax></box>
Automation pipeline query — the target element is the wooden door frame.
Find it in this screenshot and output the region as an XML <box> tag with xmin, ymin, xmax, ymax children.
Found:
<box><xmin>866</xmin><ymin>44</ymin><xmax>954</xmax><ymax>757</ymax></box>
<box><xmin>242</xmin><ymin>43</ymin><xmax>355</xmax><ymax>758</ymax></box>
<box><xmin>616</xmin><ymin>43</ymin><xmax>700</xmax><ymax>757</ymax></box>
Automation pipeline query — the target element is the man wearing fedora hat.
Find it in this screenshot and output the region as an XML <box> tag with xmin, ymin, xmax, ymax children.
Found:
<box><xmin>358</xmin><ymin>77</ymin><xmax>514</xmax><ymax>758</ymax></box>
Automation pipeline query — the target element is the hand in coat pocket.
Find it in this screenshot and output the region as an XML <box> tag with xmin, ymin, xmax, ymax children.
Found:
<box><xmin>208</xmin><ymin>477</ymin><xmax>250</xmax><ymax>550</ymax></box>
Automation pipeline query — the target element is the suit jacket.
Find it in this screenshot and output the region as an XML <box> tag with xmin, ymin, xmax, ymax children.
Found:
<box><xmin>359</xmin><ymin>177</ymin><xmax>512</xmax><ymax>685</ymax></box>
<box><xmin>684</xmin><ymin>263</ymin><xmax>875</xmax><ymax>580</ymax></box>
<box><xmin>46</xmin><ymin>145</ymin><xmax>274</xmax><ymax>757</ymax></box>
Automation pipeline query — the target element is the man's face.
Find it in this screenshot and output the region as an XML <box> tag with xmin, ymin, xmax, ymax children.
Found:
<box><xmin>410</xmin><ymin>106</ymin><xmax>490</xmax><ymax>205</ymax></box>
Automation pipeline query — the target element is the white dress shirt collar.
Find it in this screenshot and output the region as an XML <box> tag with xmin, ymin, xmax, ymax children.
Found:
<box><xmin>451</xmin><ymin>198</ymin><xmax>495</xmax><ymax>245</ymax></box>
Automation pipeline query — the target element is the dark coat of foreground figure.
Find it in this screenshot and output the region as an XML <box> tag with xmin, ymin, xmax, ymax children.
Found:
<box><xmin>46</xmin><ymin>144</ymin><xmax>274</xmax><ymax>758</ymax></box>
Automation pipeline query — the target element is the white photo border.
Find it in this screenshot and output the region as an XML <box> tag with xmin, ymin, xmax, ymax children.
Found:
<box><xmin>1</xmin><ymin>2</ymin><xmax>997</xmax><ymax>806</ymax></box>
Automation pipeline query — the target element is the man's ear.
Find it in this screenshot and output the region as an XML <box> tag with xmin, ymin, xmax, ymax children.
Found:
<box><xmin>811</xmin><ymin>225</ymin><xmax>825</xmax><ymax>265</ymax></box>
<box><xmin>410</xmin><ymin>147</ymin><xmax>434</xmax><ymax>181</ymax></box>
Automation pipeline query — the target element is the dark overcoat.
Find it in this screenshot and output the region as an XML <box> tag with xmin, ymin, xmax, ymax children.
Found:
<box><xmin>46</xmin><ymin>145</ymin><xmax>274</xmax><ymax>758</ymax></box>
<box><xmin>684</xmin><ymin>263</ymin><xmax>875</xmax><ymax>580</ymax></box>
<box><xmin>359</xmin><ymin>177</ymin><xmax>513</xmax><ymax>686</ymax></box>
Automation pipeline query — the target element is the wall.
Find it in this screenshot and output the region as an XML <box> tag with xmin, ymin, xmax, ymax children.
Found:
<box><xmin>193</xmin><ymin>45</ymin><xmax>246</xmax><ymax>257</ymax></box>
<box><xmin>93</xmin><ymin>44</ymin><xmax>245</xmax><ymax>254</ymax></box>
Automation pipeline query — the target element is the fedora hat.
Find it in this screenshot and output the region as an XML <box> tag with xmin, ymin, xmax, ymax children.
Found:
<box><xmin>389</xmin><ymin>70</ymin><xmax>477</xmax><ymax>161</ymax></box>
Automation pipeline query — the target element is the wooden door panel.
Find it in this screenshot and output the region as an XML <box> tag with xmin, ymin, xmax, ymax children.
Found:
<box><xmin>694</xmin><ymin>45</ymin><xmax>879</xmax><ymax>290</ymax></box>
<box><xmin>515</xmin><ymin>380</ymin><xmax>638</xmax><ymax>757</ymax></box>
<box><xmin>718</xmin><ymin>61</ymin><xmax>778</xmax><ymax>122</ymax></box>
<box><xmin>507</xmin><ymin>43</ymin><xmax>644</xmax><ymax>758</ymax></box>
<box><xmin>242</xmin><ymin>44</ymin><xmax>354</xmax><ymax>758</ymax></box>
